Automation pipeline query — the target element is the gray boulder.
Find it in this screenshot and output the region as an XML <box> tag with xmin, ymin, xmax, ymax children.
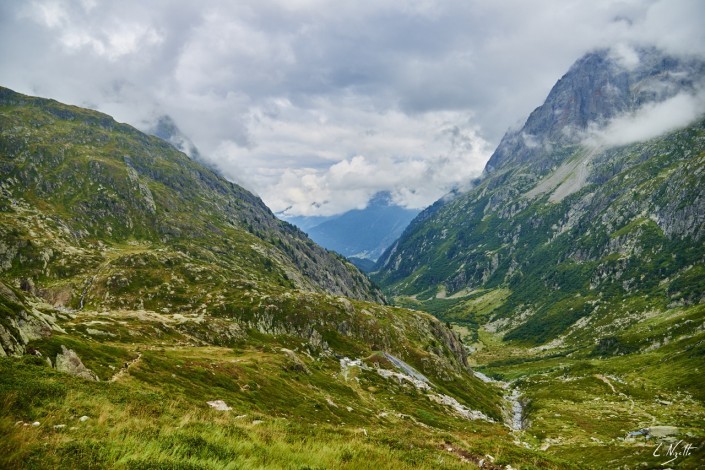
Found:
<box><xmin>55</xmin><ymin>345</ymin><xmax>99</xmax><ymax>381</ymax></box>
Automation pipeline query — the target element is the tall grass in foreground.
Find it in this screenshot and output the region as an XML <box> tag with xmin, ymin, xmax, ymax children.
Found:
<box><xmin>0</xmin><ymin>355</ymin><xmax>564</xmax><ymax>469</ymax></box>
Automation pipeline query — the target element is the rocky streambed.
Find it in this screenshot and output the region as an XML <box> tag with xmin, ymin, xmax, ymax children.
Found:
<box><xmin>473</xmin><ymin>371</ymin><xmax>525</xmax><ymax>431</ymax></box>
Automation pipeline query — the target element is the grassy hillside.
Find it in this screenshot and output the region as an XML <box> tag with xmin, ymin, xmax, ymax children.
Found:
<box><xmin>0</xmin><ymin>87</ymin><xmax>565</xmax><ymax>468</ymax></box>
<box><xmin>375</xmin><ymin>120</ymin><xmax>705</xmax><ymax>350</ymax></box>
<box><xmin>0</xmin><ymin>86</ymin><xmax>382</xmax><ymax>306</ymax></box>
<box><xmin>0</xmin><ymin>282</ymin><xmax>570</xmax><ymax>469</ymax></box>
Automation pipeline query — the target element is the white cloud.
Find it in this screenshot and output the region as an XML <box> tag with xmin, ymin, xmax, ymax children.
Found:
<box><xmin>1</xmin><ymin>0</ymin><xmax>704</xmax><ymax>216</ymax></box>
<box><xmin>609</xmin><ymin>43</ymin><xmax>641</xmax><ymax>70</ymax></box>
<box><xmin>587</xmin><ymin>88</ymin><xmax>705</xmax><ymax>147</ymax></box>
<box><xmin>207</xmin><ymin>100</ymin><xmax>491</xmax><ymax>215</ymax></box>
<box><xmin>20</xmin><ymin>0</ymin><xmax>69</xmax><ymax>28</ymax></box>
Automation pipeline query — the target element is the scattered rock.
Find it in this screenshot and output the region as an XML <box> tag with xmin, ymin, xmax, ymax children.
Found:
<box><xmin>206</xmin><ymin>400</ymin><xmax>231</xmax><ymax>411</ymax></box>
<box><xmin>325</xmin><ymin>397</ymin><xmax>338</xmax><ymax>408</ymax></box>
<box><xmin>648</xmin><ymin>426</ymin><xmax>678</xmax><ymax>438</ymax></box>
<box><xmin>281</xmin><ymin>348</ymin><xmax>310</xmax><ymax>374</ymax></box>
<box><xmin>79</xmin><ymin>416</ymin><xmax>90</xmax><ymax>422</ymax></box>
<box><xmin>31</xmin><ymin>421</ymin><xmax>40</xmax><ymax>427</ymax></box>
<box><xmin>429</xmin><ymin>393</ymin><xmax>493</xmax><ymax>422</ymax></box>
<box><xmin>53</xmin><ymin>424</ymin><xmax>66</xmax><ymax>429</ymax></box>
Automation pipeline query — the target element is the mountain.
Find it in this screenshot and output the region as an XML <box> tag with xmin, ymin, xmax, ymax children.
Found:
<box><xmin>371</xmin><ymin>48</ymin><xmax>705</xmax><ymax>466</ymax></box>
<box><xmin>149</xmin><ymin>114</ymin><xmax>204</xmax><ymax>162</ymax></box>
<box><xmin>375</xmin><ymin>48</ymin><xmax>705</xmax><ymax>346</ymax></box>
<box><xmin>0</xmin><ymin>87</ymin><xmax>564</xmax><ymax>469</ymax></box>
<box><xmin>485</xmin><ymin>47</ymin><xmax>705</xmax><ymax>172</ymax></box>
<box><xmin>348</xmin><ymin>256</ymin><xmax>377</xmax><ymax>273</ymax></box>
<box><xmin>0</xmin><ymin>86</ymin><xmax>384</xmax><ymax>307</ymax></box>
<box><xmin>288</xmin><ymin>192</ymin><xmax>420</xmax><ymax>262</ymax></box>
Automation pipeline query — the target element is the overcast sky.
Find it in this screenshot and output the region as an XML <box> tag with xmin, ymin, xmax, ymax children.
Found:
<box><xmin>1</xmin><ymin>0</ymin><xmax>704</xmax><ymax>216</ymax></box>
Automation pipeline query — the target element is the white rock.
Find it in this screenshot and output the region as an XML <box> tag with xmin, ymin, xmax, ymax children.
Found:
<box><xmin>79</xmin><ymin>416</ymin><xmax>90</xmax><ymax>422</ymax></box>
<box><xmin>206</xmin><ymin>400</ymin><xmax>231</xmax><ymax>411</ymax></box>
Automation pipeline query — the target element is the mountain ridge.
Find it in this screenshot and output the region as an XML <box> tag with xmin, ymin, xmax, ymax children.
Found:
<box><xmin>0</xmin><ymin>85</ymin><xmax>384</xmax><ymax>305</ymax></box>
<box><xmin>367</xmin><ymin>49</ymin><xmax>705</xmax><ymax>467</ymax></box>
<box><xmin>374</xmin><ymin>47</ymin><xmax>705</xmax><ymax>349</ymax></box>
<box><xmin>486</xmin><ymin>47</ymin><xmax>705</xmax><ymax>173</ymax></box>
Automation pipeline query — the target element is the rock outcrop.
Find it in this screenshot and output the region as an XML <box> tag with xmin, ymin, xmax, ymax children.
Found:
<box><xmin>54</xmin><ymin>345</ymin><xmax>99</xmax><ymax>381</ymax></box>
<box><xmin>0</xmin><ymin>281</ymin><xmax>57</xmax><ymax>356</ymax></box>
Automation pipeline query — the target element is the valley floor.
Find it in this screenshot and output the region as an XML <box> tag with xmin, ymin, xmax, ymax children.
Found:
<box><xmin>469</xmin><ymin>314</ymin><xmax>705</xmax><ymax>468</ymax></box>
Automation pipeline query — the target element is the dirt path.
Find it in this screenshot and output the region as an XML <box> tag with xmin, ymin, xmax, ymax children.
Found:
<box><xmin>109</xmin><ymin>353</ymin><xmax>142</xmax><ymax>382</ymax></box>
<box><xmin>595</xmin><ymin>374</ymin><xmax>617</xmax><ymax>393</ymax></box>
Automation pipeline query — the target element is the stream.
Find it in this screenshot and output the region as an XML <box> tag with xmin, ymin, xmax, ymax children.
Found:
<box><xmin>474</xmin><ymin>371</ymin><xmax>525</xmax><ymax>431</ymax></box>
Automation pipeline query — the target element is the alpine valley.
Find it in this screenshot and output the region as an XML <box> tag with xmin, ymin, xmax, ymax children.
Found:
<box><xmin>0</xmin><ymin>47</ymin><xmax>703</xmax><ymax>470</ymax></box>
<box><xmin>373</xmin><ymin>48</ymin><xmax>705</xmax><ymax>467</ymax></box>
<box><xmin>0</xmin><ymin>86</ymin><xmax>545</xmax><ymax>469</ymax></box>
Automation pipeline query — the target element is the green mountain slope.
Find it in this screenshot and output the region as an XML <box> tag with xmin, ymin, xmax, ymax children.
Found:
<box><xmin>374</xmin><ymin>49</ymin><xmax>705</xmax><ymax>349</ymax></box>
<box><xmin>376</xmin><ymin>120</ymin><xmax>705</xmax><ymax>346</ymax></box>
<box><xmin>369</xmin><ymin>49</ymin><xmax>705</xmax><ymax>467</ymax></box>
<box><xmin>0</xmin><ymin>86</ymin><xmax>384</xmax><ymax>309</ymax></box>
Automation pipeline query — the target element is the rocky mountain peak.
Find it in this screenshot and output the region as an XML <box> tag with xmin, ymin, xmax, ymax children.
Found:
<box><xmin>486</xmin><ymin>47</ymin><xmax>705</xmax><ymax>172</ymax></box>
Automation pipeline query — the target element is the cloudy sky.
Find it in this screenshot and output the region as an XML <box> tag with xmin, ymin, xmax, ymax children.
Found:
<box><xmin>1</xmin><ymin>0</ymin><xmax>704</xmax><ymax>216</ymax></box>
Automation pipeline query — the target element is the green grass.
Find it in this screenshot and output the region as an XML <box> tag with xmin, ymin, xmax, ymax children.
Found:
<box><xmin>471</xmin><ymin>302</ymin><xmax>705</xmax><ymax>469</ymax></box>
<box><xmin>0</xmin><ymin>330</ymin><xmax>566</xmax><ymax>469</ymax></box>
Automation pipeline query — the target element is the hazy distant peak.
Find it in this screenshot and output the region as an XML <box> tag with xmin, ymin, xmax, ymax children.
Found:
<box><xmin>368</xmin><ymin>191</ymin><xmax>395</xmax><ymax>207</ymax></box>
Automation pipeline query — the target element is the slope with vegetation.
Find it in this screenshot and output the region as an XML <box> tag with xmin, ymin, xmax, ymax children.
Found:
<box><xmin>0</xmin><ymin>87</ymin><xmax>567</xmax><ymax>469</ymax></box>
<box><xmin>375</xmin><ymin>48</ymin><xmax>705</xmax><ymax>349</ymax></box>
<box><xmin>373</xmin><ymin>48</ymin><xmax>705</xmax><ymax>468</ymax></box>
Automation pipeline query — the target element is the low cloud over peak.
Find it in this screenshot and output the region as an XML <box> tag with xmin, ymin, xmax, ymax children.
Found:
<box><xmin>587</xmin><ymin>88</ymin><xmax>705</xmax><ymax>148</ymax></box>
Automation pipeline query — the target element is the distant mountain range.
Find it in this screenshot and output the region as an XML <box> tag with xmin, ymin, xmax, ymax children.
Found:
<box><xmin>284</xmin><ymin>192</ymin><xmax>419</xmax><ymax>265</ymax></box>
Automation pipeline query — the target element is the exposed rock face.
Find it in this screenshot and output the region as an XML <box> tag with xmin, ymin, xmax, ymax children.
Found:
<box><xmin>55</xmin><ymin>345</ymin><xmax>99</xmax><ymax>381</ymax></box>
<box><xmin>0</xmin><ymin>281</ymin><xmax>56</xmax><ymax>356</ymax></box>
